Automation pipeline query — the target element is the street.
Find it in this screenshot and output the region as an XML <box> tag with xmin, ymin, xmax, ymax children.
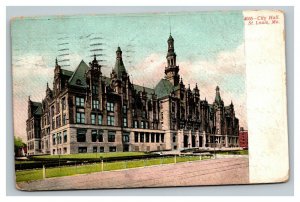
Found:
<box><xmin>17</xmin><ymin>157</ymin><xmax>249</xmax><ymax>191</ymax></box>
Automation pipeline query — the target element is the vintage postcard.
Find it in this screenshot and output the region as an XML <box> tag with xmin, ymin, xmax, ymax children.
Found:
<box><xmin>11</xmin><ymin>10</ymin><xmax>288</xmax><ymax>191</ymax></box>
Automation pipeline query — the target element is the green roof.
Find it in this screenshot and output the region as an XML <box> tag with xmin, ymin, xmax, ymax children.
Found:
<box><xmin>102</xmin><ymin>76</ymin><xmax>111</xmax><ymax>85</ymax></box>
<box><xmin>61</xmin><ymin>69</ymin><xmax>73</xmax><ymax>77</ymax></box>
<box><xmin>32</xmin><ymin>101</ymin><xmax>42</xmax><ymax>116</ymax></box>
<box><xmin>154</xmin><ymin>79</ymin><xmax>177</xmax><ymax>98</ymax></box>
<box><xmin>133</xmin><ymin>84</ymin><xmax>155</xmax><ymax>95</ymax></box>
<box><xmin>68</xmin><ymin>60</ymin><xmax>90</xmax><ymax>87</ymax></box>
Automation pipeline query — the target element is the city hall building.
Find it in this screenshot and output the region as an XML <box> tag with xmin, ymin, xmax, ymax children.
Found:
<box><xmin>26</xmin><ymin>34</ymin><xmax>240</xmax><ymax>155</ymax></box>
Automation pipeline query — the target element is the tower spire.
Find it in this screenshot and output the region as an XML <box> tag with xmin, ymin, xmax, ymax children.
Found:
<box><xmin>169</xmin><ymin>15</ymin><xmax>171</xmax><ymax>35</ymax></box>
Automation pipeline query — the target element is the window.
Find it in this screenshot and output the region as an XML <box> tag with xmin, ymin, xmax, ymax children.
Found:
<box><xmin>98</xmin><ymin>130</ymin><xmax>103</xmax><ymax>142</ymax></box>
<box><xmin>122</xmin><ymin>133</ymin><xmax>130</xmax><ymax>143</ymax></box>
<box><xmin>91</xmin><ymin>130</ymin><xmax>97</xmax><ymax>142</ymax></box>
<box><xmin>52</xmin><ymin>134</ymin><xmax>56</xmax><ymax>145</ymax></box>
<box><xmin>78</xmin><ymin>147</ymin><xmax>87</xmax><ymax>153</ymax></box>
<box><xmin>108</xmin><ymin>131</ymin><xmax>115</xmax><ymax>142</ymax></box>
<box><xmin>62</xmin><ymin>114</ymin><xmax>67</xmax><ymax>125</ymax></box>
<box><xmin>142</xmin><ymin>110</ymin><xmax>147</xmax><ymax>118</ymax></box>
<box><xmin>62</xmin><ymin>97</ymin><xmax>66</xmax><ymax>111</ymax></box>
<box><xmin>107</xmin><ymin>102</ymin><xmax>114</xmax><ymax>112</ymax></box>
<box><xmin>156</xmin><ymin>134</ymin><xmax>160</xmax><ymax>143</ymax></box>
<box><xmin>63</xmin><ymin>147</ymin><xmax>67</xmax><ymax>154</ymax></box>
<box><xmin>123</xmin><ymin>105</ymin><xmax>127</xmax><ymax>114</ymax></box>
<box><xmin>134</xmin><ymin>132</ymin><xmax>139</xmax><ymax>143</ymax></box>
<box><xmin>92</xmin><ymin>85</ymin><xmax>98</xmax><ymax>94</ymax></box>
<box><xmin>92</xmin><ymin>100</ymin><xmax>99</xmax><ymax>109</ymax></box>
<box><xmin>134</xmin><ymin>120</ymin><xmax>138</xmax><ymax>128</ymax></box>
<box><xmin>77</xmin><ymin>129</ymin><xmax>86</xmax><ymax>142</ymax></box>
<box><xmin>123</xmin><ymin>118</ymin><xmax>127</xmax><ymax>127</ymax></box>
<box><xmin>140</xmin><ymin>133</ymin><xmax>144</xmax><ymax>142</ymax></box>
<box><xmin>151</xmin><ymin>133</ymin><xmax>155</xmax><ymax>143</ymax></box>
<box><xmin>161</xmin><ymin>134</ymin><xmax>165</xmax><ymax>143</ymax></box>
<box><xmin>107</xmin><ymin>116</ymin><xmax>114</xmax><ymax>126</ymax></box>
<box><xmin>99</xmin><ymin>147</ymin><xmax>104</xmax><ymax>153</ymax></box>
<box><xmin>91</xmin><ymin>114</ymin><xmax>96</xmax><ymax>124</ymax></box>
<box><xmin>141</xmin><ymin>121</ymin><xmax>144</xmax><ymax>129</ymax></box>
<box><xmin>76</xmin><ymin>112</ymin><xmax>85</xmax><ymax>124</ymax></box>
<box><xmin>57</xmin><ymin>132</ymin><xmax>62</xmax><ymax>144</ymax></box>
<box><xmin>53</xmin><ymin>149</ymin><xmax>56</xmax><ymax>155</ymax></box>
<box><xmin>98</xmin><ymin>115</ymin><xmax>102</xmax><ymax>125</ymax></box>
<box><xmin>146</xmin><ymin>133</ymin><xmax>149</xmax><ymax>142</ymax></box>
<box><xmin>76</xmin><ymin>97</ymin><xmax>84</xmax><ymax>107</ymax></box>
<box><xmin>109</xmin><ymin>146</ymin><xmax>116</xmax><ymax>152</ymax></box>
<box><xmin>56</xmin><ymin>115</ymin><xmax>61</xmax><ymax>128</ymax></box>
<box><xmin>173</xmin><ymin>133</ymin><xmax>176</xmax><ymax>143</ymax></box>
<box><xmin>93</xmin><ymin>146</ymin><xmax>97</xmax><ymax>153</ymax></box>
<box><xmin>145</xmin><ymin>122</ymin><xmax>148</xmax><ymax>129</ymax></box>
<box><xmin>63</xmin><ymin>130</ymin><xmax>67</xmax><ymax>143</ymax></box>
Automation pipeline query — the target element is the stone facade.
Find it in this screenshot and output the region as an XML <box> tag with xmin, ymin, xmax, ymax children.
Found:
<box><xmin>26</xmin><ymin>34</ymin><xmax>240</xmax><ymax>155</ymax></box>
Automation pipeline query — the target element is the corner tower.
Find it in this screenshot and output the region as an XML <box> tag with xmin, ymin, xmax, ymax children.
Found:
<box><xmin>165</xmin><ymin>34</ymin><xmax>180</xmax><ymax>86</ymax></box>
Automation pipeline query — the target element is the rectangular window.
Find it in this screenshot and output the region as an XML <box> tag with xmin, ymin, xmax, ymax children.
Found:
<box><xmin>76</xmin><ymin>112</ymin><xmax>85</xmax><ymax>124</ymax></box>
<box><xmin>107</xmin><ymin>102</ymin><xmax>114</xmax><ymax>112</ymax></box>
<box><xmin>122</xmin><ymin>133</ymin><xmax>130</xmax><ymax>143</ymax></box>
<box><xmin>134</xmin><ymin>120</ymin><xmax>138</xmax><ymax>128</ymax></box>
<box><xmin>109</xmin><ymin>146</ymin><xmax>116</xmax><ymax>152</ymax></box>
<box><xmin>146</xmin><ymin>133</ymin><xmax>149</xmax><ymax>142</ymax></box>
<box><xmin>98</xmin><ymin>115</ymin><xmax>102</xmax><ymax>125</ymax></box>
<box><xmin>141</xmin><ymin>121</ymin><xmax>144</xmax><ymax>129</ymax></box>
<box><xmin>142</xmin><ymin>110</ymin><xmax>146</xmax><ymax>118</ymax></box>
<box><xmin>52</xmin><ymin>134</ymin><xmax>56</xmax><ymax>145</ymax></box>
<box><xmin>108</xmin><ymin>131</ymin><xmax>115</xmax><ymax>142</ymax></box>
<box><xmin>92</xmin><ymin>100</ymin><xmax>99</xmax><ymax>109</ymax></box>
<box><xmin>62</xmin><ymin>114</ymin><xmax>67</xmax><ymax>125</ymax></box>
<box><xmin>77</xmin><ymin>129</ymin><xmax>86</xmax><ymax>142</ymax></box>
<box><xmin>92</xmin><ymin>85</ymin><xmax>98</xmax><ymax>95</ymax></box>
<box><xmin>76</xmin><ymin>97</ymin><xmax>84</xmax><ymax>107</ymax></box>
<box><xmin>98</xmin><ymin>130</ymin><xmax>103</xmax><ymax>142</ymax></box>
<box><xmin>91</xmin><ymin>130</ymin><xmax>97</xmax><ymax>142</ymax></box>
<box><xmin>63</xmin><ymin>130</ymin><xmax>67</xmax><ymax>143</ymax></box>
<box><xmin>151</xmin><ymin>133</ymin><xmax>155</xmax><ymax>143</ymax></box>
<box><xmin>140</xmin><ymin>133</ymin><xmax>144</xmax><ymax>143</ymax></box>
<box><xmin>62</xmin><ymin>97</ymin><xmax>66</xmax><ymax>111</ymax></box>
<box><xmin>156</xmin><ymin>134</ymin><xmax>160</xmax><ymax>143</ymax></box>
<box><xmin>107</xmin><ymin>116</ymin><xmax>115</xmax><ymax>126</ymax></box>
<box><xmin>58</xmin><ymin>132</ymin><xmax>62</xmax><ymax>144</ymax></box>
<box><xmin>93</xmin><ymin>146</ymin><xmax>97</xmax><ymax>153</ymax></box>
<box><xmin>134</xmin><ymin>132</ymin><xmax>139</xmax><ymax>143</ymax></box>
<box><xmin>145</xmin><ymin>122</ymin><xmax>148</xmax><ymax>129</ymax></box>
<box><xmin>161</xmin><ymin>134</ymin><xmax>165</xmax><ymax>143</ymax></box>
<box><xmin>91</xmin><ymin>114</ymin><xmax>96</xmax><ymax>124</ymax></box>
<box><xmin>78</xmin><ymin>147</ymin><xmax>87</xmax><ymax>153</ymax></box>
<box><xmin>173</xmin><ymin>133</ymin><xmax>176</xmax><ymax>143</ymax></box>
<box><xmin>123</xmin><ymin>105</ymin><xmax>127</xmax><ymax>114</ymax></box>
<box><xmin>123</xmin><ymin>118</ymin><xmax>127</xmax><ymax>127</ymax></box>
<box><xmin>99</xmin><ymin>147</ymin><xmax>104</xmax><ymax>153</ymax></box>
<box><xmin>56</xmin><ymin>116</ymin><xmax>60</xmax><ymax>128</ymax></box>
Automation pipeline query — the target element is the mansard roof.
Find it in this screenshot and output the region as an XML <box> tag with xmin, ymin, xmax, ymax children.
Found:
<box><xmin>68</xmin><ymin>60</ymin><xmax>90</xmax><ymax>87</ymax></box>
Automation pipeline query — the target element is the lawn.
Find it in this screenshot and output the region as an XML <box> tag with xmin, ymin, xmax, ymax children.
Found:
<box><xmin>31</xmin><ymin>152</ymin><xmax>148</xmax><ymax>160</ymax></box>
<box><xmin>16</xmin><ymin>155</ymin><xmax>207</xmax><ymax>182</ymax></box>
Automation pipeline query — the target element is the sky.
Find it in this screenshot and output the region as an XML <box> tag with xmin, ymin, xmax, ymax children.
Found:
<box><xmin>11</xmin><ymin>11</ymin><xmax>247</xmax><ymax>141</ymax></box>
